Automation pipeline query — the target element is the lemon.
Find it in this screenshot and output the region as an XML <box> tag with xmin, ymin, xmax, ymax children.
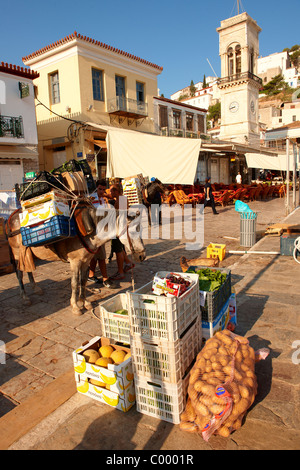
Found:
<box><xmin>111</xmin><ymin>350</ymin><xmax>126</xmax><ymax>365</ymax></box>
<box><xmin>82</xmin><ymin>349</ymin><xmax>100</xmax><ymax>364</ymax></box>
<box><xmin>74</xmin><ymin>360</ymin><xmax>86</xmax><ymax>374</ymax></box>
<box><xmin>99</xmin><ymin>345</ymin><xmax>114</xmax><ymax>358</ymax></box>
<box><xmin>95</xmin><ymin>357</ymin><xmax>113</xmax><ymax>368</ymax></box>
<box><xmin>124</xmin><ymin>352</ymin><xmax>131</xmax><ymax>361</ymax></box>
<box><xmin>77</xmin><ymin>378</ymin><xmax>89</xmax><ymax>394</ymax></box>
<box><xmin>102</xmin><ymin>392</ymin><xmax>119</xmax><ymax>407</ymax></box>
<box><xmin>98</xmin><ymin>371</ymin><xmax>117</xmax><ymax>386</ymax></box>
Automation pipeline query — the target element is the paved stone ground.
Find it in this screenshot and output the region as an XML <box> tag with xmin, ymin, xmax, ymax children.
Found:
<box><xmin>1</xmin><ymin>196</ymin><xmax>300</xmax><ymax>450</ymax></box>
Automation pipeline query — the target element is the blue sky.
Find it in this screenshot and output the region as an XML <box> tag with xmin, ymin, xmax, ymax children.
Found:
<box><xmin>1</xmin><ymin>0</ymin><xmax>299</xmax><ymax>98</ymax></box>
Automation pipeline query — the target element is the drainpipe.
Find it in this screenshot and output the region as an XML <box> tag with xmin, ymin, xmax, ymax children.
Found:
<box><xmin>286</xmin><ymin>137</ymin><xmax>290</xmax><ymax>215</ymax></box>
<box><xmin>293</xmin><ymin>143</ymin><xmax>297</xmax><ymax>210</ymax></box>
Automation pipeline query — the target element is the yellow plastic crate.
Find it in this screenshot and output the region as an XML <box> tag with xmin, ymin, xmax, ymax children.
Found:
<box><xmin>207</xmin><ymin>243</ymin><xmax>226</xmax><ymax>261</ymax></box>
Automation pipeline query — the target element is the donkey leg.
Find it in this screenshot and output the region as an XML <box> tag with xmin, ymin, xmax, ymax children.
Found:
<box><xmin>70</xmin><ymin>262</ymin><xmax>82</xmax><ymax>315</ymax></box>
<box><xmin>28</xmin><ymin>272</ymin><xmax>43</xmax><ymax>295</ymax></box>
<box><xmin>16</xmin><ymin>269</ymin><xmax>31</xmax><ymax>306</ymax></box>
<box><xmin>79</xmin><ymin>266</ymin><xmax>92</xmax><ymax>311</ymax></box>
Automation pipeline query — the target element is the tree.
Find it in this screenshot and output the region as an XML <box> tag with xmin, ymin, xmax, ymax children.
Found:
<box><xmin>190</xmin><ymin>80</ymin><xmax>196</xmax><ymax>97</ymax></box>
<box><xmin>203</xmin><ymin>74</ymin><xmax>207</xmax><ymax>89</ymax></box>
<box><xmin>261</xmin><ymin>74</ymin><xmax>287</xmax><ymax>96</ymax></box>
<box><xmin>207</xmin><ymin>102</ymin><xmax>221</xmax><ymax>127</ymax></box>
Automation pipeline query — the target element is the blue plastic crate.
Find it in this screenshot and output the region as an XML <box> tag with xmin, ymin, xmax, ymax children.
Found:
<box><xmin>20</xmin><ymin>215</ymin><xmax>77</xmax><ymax>247</ymax></box>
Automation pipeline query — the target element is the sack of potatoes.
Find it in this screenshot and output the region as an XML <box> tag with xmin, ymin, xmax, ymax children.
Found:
<box><xmin>180</xmin><ymin>329</ymin><xmax>258</xmax><ymax>441</ymax></box>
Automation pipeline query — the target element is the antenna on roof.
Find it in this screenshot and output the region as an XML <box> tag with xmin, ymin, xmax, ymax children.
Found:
<box><xmin>206</xmin><ymin>58</ymin><xmax>218</xmax><ymax>78</ymax></box>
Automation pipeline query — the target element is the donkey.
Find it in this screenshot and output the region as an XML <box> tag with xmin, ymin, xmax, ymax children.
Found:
<box><xmin>6</xmin><ymin>204</ymin><xmax>146</xmax><ymax>315</ymax></box>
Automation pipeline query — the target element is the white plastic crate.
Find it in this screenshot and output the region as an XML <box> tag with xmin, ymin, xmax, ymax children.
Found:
<box><xmin>130</xmin><ymin>317</ymin><xmax>201</xmax><ymax>384</ymax></box>
<box><xmin>127</xmin><ymin>272</ymin><xmax>200</xmax><ymax>342</ymax></box>
<box><xmin>134</xmin><ymin>373</ymin><xmax>190</xmax><ymax>424</ymax></box>
<box><xmin>98</xmin><ymin>294</ymin><xmax>130</xmax><ymax>344</ymax></box>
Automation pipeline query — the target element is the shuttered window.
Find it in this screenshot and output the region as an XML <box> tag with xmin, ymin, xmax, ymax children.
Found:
<box><xmin>159</xmin><ymin>105</ymin><xmax>168</xmax><ymax>128</ymax></box>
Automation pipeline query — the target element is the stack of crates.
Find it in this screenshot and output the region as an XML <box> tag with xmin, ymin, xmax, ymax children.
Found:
<box><xmin>127</xmin><ymin>271</ymin><xmax>202</xmax><ymax>424</ymax></box>
<box><xmin>18</xmin><ymin>188</ymin><xmax>76</xmax><ymax>247</ymax></box>
<box><xmin>121</xmin><ymin>176</ymin><xmax>144</xmax><ymax>206</ymax></box>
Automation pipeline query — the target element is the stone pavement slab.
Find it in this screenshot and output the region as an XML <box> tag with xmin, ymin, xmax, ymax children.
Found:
<box><xmin>0</xmin><ymin>198</ymin><xmax>299</xmax><ymax>450</ymax></box>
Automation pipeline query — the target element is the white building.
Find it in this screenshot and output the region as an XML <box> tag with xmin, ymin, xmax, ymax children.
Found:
<box><xmin>257</xmin><ymin>51</ymin><xmax>300</xmax><ymax>88</ymax></box>
<box><xmin>153</xmin><ymin>96</ymin><xmax>207</xmax><ymax>137</ymax></box>
<box><xmin>170</xmin><ymin>76</ymin><xmax>217</xmax><ymax>101</ymax></box>
<box><xmin>0</xmin><ymin>62</ymin><xmax>39</xmax><ymax>190</ymax></box>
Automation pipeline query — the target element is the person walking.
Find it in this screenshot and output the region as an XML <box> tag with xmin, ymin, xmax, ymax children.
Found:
<box><xmin>108</xmin><ymin>185</ymin><xmax>135</xmax><ymax>281</ymax></box>
<box><xmin>203</xmin><ymin>177</ymin><xmax>219</xmax><ymax>214</ymax></box>
<box><xmin>88</xmin><ymin>179</ymin><xmax>116</xmax><ymax>288</ymax></box>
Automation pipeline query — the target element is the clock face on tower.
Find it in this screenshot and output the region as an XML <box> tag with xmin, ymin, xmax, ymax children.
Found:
<box><xmin>229</xmin><ymin>101</ymin><xmax>239</xmax><ymax>113</ymax></box>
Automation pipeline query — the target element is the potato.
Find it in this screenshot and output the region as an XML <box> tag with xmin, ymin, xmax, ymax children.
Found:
<box><xmin>218</xmin><ymin>345</ymin><xmax>229</xmax><ymax>356</ymax></box>
<box><xmin>235</xmin><ymin>349</ymin><xmax>243</xmax><ymax>363</ymax></box>
<box><xmin>239</xmin><ymin>384</ymin><xmax>250</xmax><ymax>399</ymax></box>
<box><xmin>205</xmin><ymin>339</ymin><xmax>220</xmax><ymax>349</ymax></box>
<box><xmin>211</xmin><ymin>361</ymin><xmax>222</xmax><ymax>371</ymax></box>
<box><xmin>200</xmin><ymin>394</ymin><xmax>214</xmax><ymax>407</ymax></box>
<box><xmin>193</xmin><ymin>380</ymin><xmax>204</xmax><ymax>393</ymax></box>
<box><xmin>210</xmin><ymin>403</ymin><xmax>226</xmax><ymax>415</ymax></box>
<box><xmin>205</xmin><ymin>362</ymin><xmax>213</xmax><ymax>374</ymax></box>
<box><xmin>195</xmin><ymin>401</ymin><xmax>210</xmax><ymax>417</ymax></box>
<box><xmin>189</xmin><ymin>369</ymin><xmax>201</xmax><ymax>385</ymax></box>
<box><xmin>218</xmin><ymin>354</ymin><xmax>229</xmax><ymax>367</ymax></box>
<box><xmin>203</xmin><ymin>348</ymin><xmax>218</xmax><ymax>359</ymax></box>
<box><xmin>206</xmin><ymin>376</ymin><xmax>221</xmax><ymax>386</ymax></box>
<box><xmin>179</xmin><ymin>421</ymin><xmax>198</xmax><ymax>433</ymax></box>
<box><xmin>201</xmin><ymin>384</ymin><xmax>215</xmax><ymax>396</ymax></box>
<box><xmin>217</xmin><ymin>425</ymin><xmax>231</xmax><ymax>437</ymax></box>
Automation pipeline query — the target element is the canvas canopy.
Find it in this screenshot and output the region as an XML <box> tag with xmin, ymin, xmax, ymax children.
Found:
<box><xmin>87</xmin><ymin>124</ymin><xmax>201</xmax><ymax>185</ymax></box>
<box><xmin>245</xmin><ymin>153</ymin><xmax>297</xmax><ymax>171</ymax></box>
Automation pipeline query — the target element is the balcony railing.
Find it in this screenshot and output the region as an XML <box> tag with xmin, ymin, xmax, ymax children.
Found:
<box><xmin>217</xmin><ymin>72</ymin><xmax>262</xmax><ymax>87</ymax></box>
<box><xmin>107</xmin><ymin>96</ymin><xmax>148</xmax><ymax>119</ymax></box>
<box><xmin>161</xmin><ymin>127</ymin><xmax>203</xmax><ymax>139</ymax></box>
<box><xmin>0</xmin><ymin>115</ymin><xmax>24</xmax><ymax>138</ymax></box>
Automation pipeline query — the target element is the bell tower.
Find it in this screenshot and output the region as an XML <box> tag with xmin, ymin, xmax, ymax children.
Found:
<box><xmin>217</xmin><ymin>11</ymin><xmax>262</xmax><ymax>147</ymax></box>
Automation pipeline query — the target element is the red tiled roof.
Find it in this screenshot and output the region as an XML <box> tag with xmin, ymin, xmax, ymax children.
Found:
<box><xmin>268</xmin><ymin>120</ymin><xmax>300</xmax><ymax>132</ymax></box>
<box><xmin>22</xmin><ymin>31</ymin><xmax>163</xmax><ymax>71</ymax></box>
<box><xmin>0</xmin><ymin>62</ymin><xmax>39</xmax><ymax>80</ymax></box>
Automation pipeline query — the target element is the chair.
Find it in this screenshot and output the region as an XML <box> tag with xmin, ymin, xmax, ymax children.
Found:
<box><xmin>243</xmin><ymin>187</ymin><xmax>257</xmax><ymax>202</ymax></box>
<box><xmin>267</xmin><ymin>186</ymin><xmax>275</xmax><ymax>199</ymax></box>
<box><xmin>238</xmin><ymin>189</ymin><xmax>248</xmax><ymax>201</ymax></box>
<box><xmin>228</xmin><ymin>187</ymin><xmax>242</xmax><ymax>204</ymax></box>
<box><xmin>253</xmin><ymin>186</ymin><xmax>263</xmax><ymax>200</ymax></box>
<box><xmin>261</xmin><ymin>185</ymin><xmax>270</xmax><ymax>200</ymax></box>
<box><xmin>214</xmin><ymin>190</ymin><xmax>231</xmax><ymax>207</ymax></box>
<box><xmin>172</xmin><ymin>190</ymin><xmax>191</xmax><ymax>207</ymax></box>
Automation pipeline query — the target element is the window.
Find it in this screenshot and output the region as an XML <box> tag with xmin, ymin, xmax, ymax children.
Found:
<box><xmin>293</xmin><ymin>115</ymin><xmax>296</xmax><ymax>121</ymax></box>
<box><xmin>198</xmin><ymin>115</ymin><xmax>205</xmax><ymax>133</ymax></box>
<box><xmin>186</xmin><ymin>113</ymin><xmax>194</xmax><ymax>131</ymax></box>
<box><xmin>227</xmin><ymin>44</ymin><xmax>241</xmax><ymax>76</ymax></box>
<box><xmin>173</xmin><ymin>109</ymin><xmax>181</xmax><ymax>129</ymax></box>
<box><xmin>159</xmin><ymin>105</ymin><xmax>168</xmax><ymax>128</ymax></box>
<box><xmin>92</xmin><ymin>68</ymin><xmax>104</xmax><ymax>101</ymax></box>
<box><xmin>115</xmin><ymin>75</ymin><xmax>126</xmax><ymax>110</ymax></box>
<box><xmin>136</xmin><ymin>82</ymin><xmax>145</xmax><ymax>103</ymax></box>
<box><xmin>235</xmin><ymin>45</ymin><xmax>241</xmax><ymax>74</ymax></box>
<box><xmin>49</xmin><ymin>71</ymin><xmax>60</xmax><ymax>104</ymax></box>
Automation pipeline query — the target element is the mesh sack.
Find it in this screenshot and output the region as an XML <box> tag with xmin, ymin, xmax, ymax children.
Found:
<box><xmin>180</xmin><ymin>329</ymin><xmax>258</xmax><ymax>441</ymax></box>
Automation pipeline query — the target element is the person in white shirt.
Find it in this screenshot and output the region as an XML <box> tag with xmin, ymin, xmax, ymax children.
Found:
<box><xmin>88</xmin><ymin>180</ymin><xmax>116</xmax><ymax>288</ymax></box>
<box><xmin>236</xmin><ymin>172</ymin><xmax>242</xmax><ymax>184</ymax></box>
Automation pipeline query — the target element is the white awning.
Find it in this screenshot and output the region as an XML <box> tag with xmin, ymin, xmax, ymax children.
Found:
<box><xmin>86</xmin><ymin>123</ymin><xmax>201</xmax><ymax>184</ymax></box>
<box><xmin>0</xmin><ymin>145</ymin><xmax>38</xmax><ymax>160</ymax></box>
<box><xmin>245</xmin><ymin>153</ymin><xmax>295</xmax><ymax>171</ymax></box>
